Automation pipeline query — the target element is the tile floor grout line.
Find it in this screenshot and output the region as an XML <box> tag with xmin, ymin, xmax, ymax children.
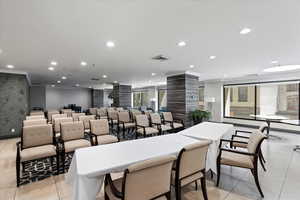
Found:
<box><xmin>277</xmin><ymin>148</ymin><xmax>294</xmax><ymax>200</ymax></box>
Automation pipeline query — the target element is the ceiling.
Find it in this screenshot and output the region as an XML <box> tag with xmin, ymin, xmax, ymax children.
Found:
<box><xmin>1</xmin><ymin>0</ymin><xmax>300</xmax><ymax>88</ymax></box>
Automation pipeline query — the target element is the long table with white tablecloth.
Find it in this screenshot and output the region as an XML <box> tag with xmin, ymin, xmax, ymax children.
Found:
<box><xmin>66</xmin><ymin>122</ymin><xmax>234</xmax><ymax>200</ymax></box>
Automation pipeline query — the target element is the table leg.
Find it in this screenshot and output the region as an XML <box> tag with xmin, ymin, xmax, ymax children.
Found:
<box><xmin>265</xmin><ymin>120</ymin><xmax>282</xmax><ymax>140</ymax></box>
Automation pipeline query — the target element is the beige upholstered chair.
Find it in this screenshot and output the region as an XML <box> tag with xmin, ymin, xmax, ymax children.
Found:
<box><xmin>53</xmin><ymin>117</ymin><xmax>73</xmax><ymax>138</ymax></box>
<box><xmin>130</xmin><ymin>110</ymin><xmax>142</xmax><ymax>121</ymax></box>
<box><xmin>16</xmin><ymin>124</ymin><xmax>58</xmax><ymax>186</ymax></box>
<box><xmin>117</xmin><ymin>111</ymin><xmax>135</xmax><ymax>138</ymax></box>
<box><xmin>51</xmin><ymin>114</ymin><xmax>68</xmax><ymax>124</ymax></box>
<box><xmin>217</xmin><ymin>130</ymin><xmax>267</xmax><ymax>197</ymax></box>
<box><xmin>72</xmin><ymin>112</ymin><xmax>86</xmax><ymax>121</ymax></box>
<box><xmin>47</xmin><ymin>110</ymin><xmax>59</xmax><ymax>122</ymax></box>
<box><xmin>135</xmin><ymin>114</ymin><xmax>159</xmax><ymax>138</ymax></box>
<box><xmin>172</xmin><ymin>141</ymin><xmax>210</xmax><ymax>200</ymax></box>
<box><xmin>162</xmin><ymin>112</ymin><xmax>184</xmax><ymax>132</ymax></box>
<box><xmin>89</xmin><ymin>108</ymin><xmax>98</xmax><ymax>115</ymax></box>
<box><xmin>108</xmin><ymin>111</ymin><xmax>119</xmax><ymax>130</ymax></box>
<box><xmin>97</xmin><ymin>108</ymin><xmax>108</xmax><ymax>119</ymax></box>
<box><xmin>26</xmin><ymin>115</ymin><xmax>45</xmax><ymax>120</ymax></box>
<box><xmin>116</xmin><ymin>107</ymin><xmax>124</xmax><ymax>111</ymax></box>
<box><xmin>107</xmin><ymin>107</ymin><xmax>116</xmax><ymax>112</ymax></box>
<box><xmin>143</xmin><ymin>110</ymin><xmax>153</xmax><ymax>118</ymax></box>
<box><xmin>89</xmin><ymin>119</ymin><xmax>119</xmax><ymax>145</ymax></box>
<box><xmin>23</xmin><ymin>119</ymin><xmax>47</xmax><ymax>127</ymax></box>
<box><xmin>78</xmin><ymin>115</ymin><xmax>96</xmax><ymax>132</ymax></box>
<box><xmin>105</xmin><ymin>155</ymin><xmax>176</xmax><ymax>200</ymax></box>
<box><xmin>60</xmin><ymin>121</ymin><xmax>92</xmax><ymax>172</ymax></box>
<box><xmin>150</xmin><ymin>113</ymin><xmax>172</xmax><ymax>135</ymax></box>
<box><xmin>30</xmin><ymin>111</ymin><xmax>44</xmax><ymax>116</ymax></box>
<box><xmin>61</xmin><ymin>109</ymin><xmax>74</xmax><ymax>117</ymax></box>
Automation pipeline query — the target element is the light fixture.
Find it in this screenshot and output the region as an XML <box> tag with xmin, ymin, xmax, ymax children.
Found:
<box><xmin>106</xmin><ymin>41</ymin><xmax>115</xmax><ymax>48</ymax></box>
<box><xmin>88</xmin><ymin>86</ymin><xmax>92</xmax><ymax>88</ymax></box>
<box><xmin>0</xmin><ymin>49</ymin><xmax>3</xmax><ymax>54</ymax></box>
<box><xmin>61</xmin><ymin>76</ymin><xmax>67</xmax><ymax>80</ymax></box>
<box><xmin>75</xmin><ymin>84</ymin><xmax>80</xmax><ymax>87</ymax></box>
<box><xmin>102</xmin><ymin>75</ymin><xmax>107</xmax><ymax>78</ymax></box>
<box><xmin>48</xmin><ymin>67</ymin><xmax>55</xmax><ymax>71</ymax></box>
<box><xmin>177</xmin><ymin>41</ymin><xmax>186</xmax><ymax>47</ymax></box>
<box><xmin>113</xmin><ymin>81</ymin><xmax>118</xmax><ymax>83</ymax></box>
<box><xmin>271</xmin><ymin>60</ymin><xmax>279</xmax><ymax>64</ymax></box>
<box><xmin>57</xmin><ymin>80</ymin><xmax>61</xmax><ymax>83</ymax></box>
<box><xmin>240</xmin><ymin>28</ymin><xmax>251</xmax><ymax>35</ymax></box>
<box><xmin>209</xmin><ymin>56</ymin><xmax>216</xmax><ymax>60</ymax></box>
<box><xmin>151</xmin><ymin>73</ymin><xmax>156</xmax><ymax>76</ymax></box>
<box><xmin>51</xmin><ymin>84</ymin><xmax>55</xmax><ymax>87</ymax></box>
<box><xmin>50</xmin><ymin>61</ymin><xmax>57</xmax><ymax>66</ymax></box>
<box><xmin>264</xmin><ymin>65</ymin><xmax>300</xmax><ymax>72</ymax></box>
<box><xmin>189</xmin><ymin>65</ymin><xmax>194</xmax><ymax>68</ymax></box>
<box><xmin>81</xmin><ymin>61</ymin><xmax>87</xmax><ymax>66</ymax></box>
<box><xmin>6</xmin><ymin>65</ymin><xmax>14</xmax><ymax>69</ymax></box>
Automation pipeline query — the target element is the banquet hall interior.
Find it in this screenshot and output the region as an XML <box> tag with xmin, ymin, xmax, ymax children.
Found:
<box><xmin>1</xmin><ymin>0</ymin><xmax>300</xmax><ymax>200</ymax></box>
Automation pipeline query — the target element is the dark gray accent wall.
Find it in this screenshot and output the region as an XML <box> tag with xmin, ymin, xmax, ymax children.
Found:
<box><xmin>0</xmin><ymin>73</ymin><xmax>29</xmax><ymax>139</ymax></box>
<box><xmin>167</xmin><ymin>74</ymin><xmax>199</xmax><ymax>127</ymax></box>
<box><xmin>92</xmin><ymin>89</ymin><xmax>104</xmax><ymax>107</ymax></box>
<box><xmin>29</xmin><ymin>86</ymin><xmax>46</xmax><ymax>110</ymax></box>
<box><xmin>113</xmin><ymin>84</ymin><xmax>132</xmax><ymax>108</ymax></box>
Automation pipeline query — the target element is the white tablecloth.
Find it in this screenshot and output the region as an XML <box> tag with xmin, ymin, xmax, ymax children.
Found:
<box><xmin>66</xmin><ymin>134</ymin><xmax>200</xmax><ymax>200</ymax></box>
<box><xmin>179</xmin><ymin>122</ymin><xmax>234</xmax><ymax>173</ymax></box>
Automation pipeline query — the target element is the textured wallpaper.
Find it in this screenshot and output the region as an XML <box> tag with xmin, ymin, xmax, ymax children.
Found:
<box><xmin>0</xmin><ymin>73</ymin><xmax>29</xmax><ymax>139</ymax></box>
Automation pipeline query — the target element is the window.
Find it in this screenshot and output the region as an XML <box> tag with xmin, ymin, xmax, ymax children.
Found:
<box><xmin>158</xmin><ymin>89</ymin><xmax>167</xmax><ymax>111</ymax></box>
<box><xmin>199</xmin><ymin>87</ymin><xmax>205</xmax><ymax>110</ymax></box>
<box><xmin>224</xmin><ymin>81</ymin><xmax>300</xmax><ymax>121</ymax></box>
<box><xmin>133</xmin><ymin>89</ymin><xmax>156</xmax><ymax>110</ymax></box>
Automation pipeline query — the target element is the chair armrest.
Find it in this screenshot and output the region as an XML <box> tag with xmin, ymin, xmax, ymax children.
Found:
<box><xmin>232</xmin><ymin>135</ymin><xmax>250</xmax><ymax>139</ymax></box>
<box><xmin>235</xmin><ymin>130</ymin><xmax>252</xmax><ymax>135</ymax></box>
<box><xmin>105</xmin><ymin>174</ymin><xmax>123</xmax><ymax>198</ymax></box>
<box><xmin>220</xmin><ymin>147</ymin><xmax>255</xmax><ymax>156</ymax></box>
<box><xmin>151</xmin><ymin>122</ymin><xmax>161</xmax><ymax>130</ymax></box>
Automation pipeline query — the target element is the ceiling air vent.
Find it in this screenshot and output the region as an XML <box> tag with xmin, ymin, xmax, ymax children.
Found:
<box><xmin>152</xmin><ymin>55</ymin><xmax>169</xmax><ymax>61</ymax></box>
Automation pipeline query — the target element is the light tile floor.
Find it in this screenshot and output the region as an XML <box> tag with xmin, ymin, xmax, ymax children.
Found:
<box><xmin>0</xmin><ymin>126</ymin><xmax>299</xmax><ymax>200</ymax></box>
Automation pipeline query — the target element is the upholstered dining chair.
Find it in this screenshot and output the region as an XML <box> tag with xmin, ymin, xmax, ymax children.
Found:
<box><xmin>89</xmin><ymin>108</ymin><xmax>98</xmax><ymax>115</ymax></box>
<box><xmin>216</xmin><ymin>130</ymin><xmax>267</xmax><ymax>197</ymax></box>
<box><xmin>51</xmin><ymin>114</ymin><xmax>68</xmax><ymax>124</ymax></box>
<box><xmin>97</xmin><ymin>108</ymin><xmax>108</xmax><ymax>119</ymax></box>
<box><xmin>116</xmin><ymin>107</ymin><xmax>124</xmax><ymax>112</ymax></box>
<box><xmin>16</xmin><ymin>124</ymin><xmax>59</xmax><ymax>186</ymax></box>
<box><xmin>162</xmin><ymin>112</ymin><xmax>184</xmax><ymax>132</ymax></box>
<box><xmin>104</xmin><ymin>155</ymin><xmax>176</xmax><ymax>200</ymax></box>
<box><xmin>172</xmin><ymin>141</ymin><xmax>211</xmax><ymax>200</ymax></box>
<box><xmin>30</xmin><ymin>111</ymin><xmax>44</xmax><ymax>116</ymax></box>
<box><xmin>61</xmin><ymin>109</ymin><xmax>74</xmax><ymax>117</ymax></box>
<box><xmin>78</xmin><ymin>115</ymin><xmax>96</xmax><ymax>133</ymax></box>
<box><xmin>26</xmin><ymin>115</ymin><xmax>45</xmax><ymax>120</ymax></box>
<box><xmin>89</xmin><ymin>119</ymin><xmax>119</xmax><ymax>145</ymax></box>
<box><xmin>53</xmin><ymin>117</ymin><xmax>73</xmax><ymax>139</ymax></box>
<box><xmin>71</xmin><ymin>112</ymin><xmax>85</xmax><ymax>121</ymax></box>
<box><xmin>130</xmin><ymin>110</ymin><xmax>142</xmax><ymax>122</ymax></box>
<box><xmin>47</xmin><ymin>110</ymin><xmax>59</xmax><ymax>122</ymax></box>
<box><xmin>23</xmin><ymin>119</ymin><xmax>47</xmax><ymax>127</ymax></box>
<box><xmin>108</xmin><ymin>111</ymin><xmax>119</xmax><ymax>130</ymax></box>
<box><xmin>150</xmin><ymin>113</ymin><xmax>172</xmax><ymax>135</ymax></box>
<box><xmin>59</xmin><ymin>121</ymin><xmax>92</xmax><ymax>172</ymax></box>
<box><xmin>135</xmin><ymin>114</ymin><xmax>159</xmax><ymax>138</ymax></box>
<box><xmin>117</xmin><ymin>111</ymin><xmax>135</xmax><ymax>139</ymax></box>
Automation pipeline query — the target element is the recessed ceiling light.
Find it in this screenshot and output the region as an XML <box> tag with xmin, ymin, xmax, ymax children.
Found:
<box><xmin>113</xmin><ymin>81</ymin><xmax>118</xmax><ymax>83</ymax></box>
<box><xmin>51</xmin><ymin>84</ymin><xmax>55</xmax><ymax>87</ymax></box>
<box><xmin>75</xmin><ymin>84</ymin><xmax>80</xmax><ymax>87</ymax></box>
<box><xmin>189</xmin><ymin>65</ymin><xmax>194</xmax><ymax>68</ymax></box>
<box><xmin>57</xmin><ymin>80</ymin><xmax>61</xmax><ymax>83</ymax></box>
<box><xmin>264</xmin><ymin>65</ymin><xmax>300</xmax><ymax>72</ymax></box>
<box><xmin>271</xmin><ymin>60</ymin><xmax>279</xmax><ymax>64</ymax></box>
<box><xmin>151</xmin><ymin>73</ymin><xmax>156</xmax><ymax>76</ymax></box>
<box><xmin>209</xmin><ymin>56</ymin><xmax>216</xmax><ymax>60</ymax></box>
<box><xmin>81</xmin><ymin>61</ymin><xmax>87</xmax><ymax>66</ymax></box>
<box><xmin>177</xmin><ymin>41</ymin><xmax>186</xmax><ymax>47</ymax></box>
<box><xmin>88</xmin><ymin>86</ymin><xmax>92</xmax><ymax>88</ymax></box>
<box><xmin>240</xmin><ymin>28</ymin><xmax>251</xmax><ymax>35</ymax></box>
<box><xmin>102</xmin><ymin>75</ymin><xmax>107</xmax><ymax>78</ymax></box>
<box><xmin>48</xmin><ymin>67</ymin><xmax>55</xmax><ymax>71</ymax></box>
<box><xmin>61</xmin><ymin>76</ymin><xmax>67</xmax><ymax>80</ymax></box>
<box><xmin>106</xmin><ymin>41</ymin><xmax>115</xmax><ymax>48</ymax></box>
<box><xmin>51</xmin><ymin>61</ymin><xmax>57</xmax><ymax>66</ymax></box>
<box><xmin>6</xmin><ymin>65</ymin><xmax>14</xmax><ymax>69</ymax></box>
<box><xmin>0</xmin><ymin>49</ymin><xmax>3</xmax><ymax>54</ymax></box>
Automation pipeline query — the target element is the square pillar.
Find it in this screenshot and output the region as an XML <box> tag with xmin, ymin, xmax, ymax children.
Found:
<box><xmin>113</xmin><ymin>84</ymin><xmax>132</xmax><ymax>108</ymax></box>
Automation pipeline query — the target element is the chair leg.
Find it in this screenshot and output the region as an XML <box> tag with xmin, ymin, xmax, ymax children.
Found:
<box><xmin>251</xmin><ymin>169</ymin><xmax>264</xmax><ymax>198</ymax></box>
<box><xmin>104</xmin><ymin>192</ymin><xmax>109</xmax><ymax>200</ymax></box>
<box><xmin>216</xmin><ymin>159</ymin><xmax>221</xmax><ymax>186</ymax></box>
<box><xmin>260</xmin><ymin>150</ymin><xmax>266</xmax><ymax>163</ymax></box>
<box><xmin>259</xmin><ymin>153</ymin><xmax>266</xmax><ymax>172</ymax></box>
<box><xmin>175</xmin><ymin>181</ymin><xmax>181</xmax><ymax>200</ymax></box>
<box><xmin>62</xmin><ymin>153</ymin><xmax>66</xmax><ymax>173</ymax></box>
<box><xmin>56</xmin><ymin>153</ymin><xmax>60</xmax><ymax>175</ymax></box>
<box><xmin>195</xmin><ymin>180</ymin><xmax>198</xmax><ymax>190</ymax></box>
<box><xmin>16</xmin><ymin>159</ymin><xmax>20</xmax><ymax>187</ymax></box>
<box><xmin>165</xmin><ymin>191</ymin><xmax>171</xmax><ymax>200</ymax></box>
<box><xmin>201</xmin><ymin>177</ymin><xmax>208</xmax><ymax>200</ymax></box>
<box><xmin>22</xmin><ymin>162</ymin><xmax>26</xmax><ymax>173</ymax></box>
<box><xmin>123</xmin><ymin>127</ymin><xmax>125</xmax><ymax>139</ymax></box>
<box><xmin>50</xmin><ymin>157</ymin><xmax>54</xmax><ymax>174</ymax></box>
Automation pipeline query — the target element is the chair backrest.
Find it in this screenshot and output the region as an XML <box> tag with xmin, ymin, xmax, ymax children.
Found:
<box><xmin>118</xmin><ymin>111</ymin><xmax>131</xmax><ymax>123</ymax></box>
<box><xmin>258</xmin><ymin>122</ymin><xmax>268</xmax><ymax>133</ymax></box>
<box><xmin>247</xmin><ymin>130</ymin><xmax>266</xmax><ymax>155</ymax></box>
<box><xmin>22</xmin><ymin>124</ymin><xmax>53</xmax><ymax>149</ymax></box>
<box><xmin>54</xmin><ymin>117</ymin><xmax>73</xmax><ymax>133</ymax></box>
<box><xmin>90</xmin><ymin>119</ymin><xmax>109</xmax><ymax>135</ymax></box>
<box><xmin>97</xmin><ymin>108</ymin><xmax>107</xmax><ymax>117</ymax></box>
<box><xmin>60</xmin><ymin>121</ymin><xmax>85</xmax><ymax>141</ymax></box>
<box><xmin>162</xmin><ymin>112</ymin><xmax>173</xmax><ymax>122</ymax></box>
<box><xmin>30</xmin><ymin>111</ymin><xmax>44</xmax><ymax>116</ymax></box>
<box><xmin>23</xmin><ymin>119</ymin><xmax>47</xmax><ymax>127</ymax></box>
<box><xmin>47</xmin><ymin>110</ymin><xmax>59</xmax><ymax>121</ymax></box>
<box><xmin>107</xmin><ymin>107</ymin><xmax>115</xmax><ymax>112</ymax></box>
<box><xmin>26</xmin><ymin>115</ymin><xmax>44</xmax><ymax>120</ymax></box>
<box><xmin>150</xmin><ymin>113</ymin><xmax>162</xmax><ymax>124</ymax></box>
<box><xmin>89</xmin><ymin>108</ymin><xmax>98</xmax><ymax>115</ymax></box>
<box><xmin>51</xmin><ymin>114</ymin><xmax>68</xmax><ymax>124</ymax></box>
<box><xmin>108</xmin><ymin>111</ymin><xmax>118</xmax><ymax>120</ymax></box>
<box><xmin>135</xmin><ymin>114</ymin><xmax>149</xmax><ymax>127</ymax></box>
<box><xmin>123</xmin><ymin>155</ymin><xmax>176</xmax><ymax>200</ymax></box>
<box><xmin>130</xmin><ymin>110</ymin><xmax>142</xmax><ymax>120</ymax></box>
<box><xmin>72</xmin><ymin>113</ymin><xmax>86</xmax><ymax>121</ymax></box>
<box><xmin>177</xmin><ymin>141</ymin><xmax>210</xmax><ymax>179</ymax></box>
<box><xmin>61</xmin><ymin>109</ymin><xmax>73</xmax><ymax>117</ymax></box>
<box><xmin>116</xmin><ymin>107</ymin><xmax>124</xmax><ymax>111</ymax></box>
<box><xmin>78</xmin><ymin>115</ymin><xmax>96</xmax><ymax>129</ymax></box>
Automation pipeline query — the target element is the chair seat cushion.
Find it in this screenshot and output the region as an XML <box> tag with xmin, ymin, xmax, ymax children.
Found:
<box><xmin>221</xmin><ymin>151</ymin><xmax>254</xmax><ymax>169</ymax></box>
<box><xmin>171</xmin><ymin>170</ymin><xmax>203</xmax><ymax>187</ymax></box>
<box><xmin>119</xmin><ymin>122</ymin><xmax>135</xmax><ymax>128</ymax></box>
<box><xmin>137</xmin><ymin>127</ymin><xmax>159</xmax><ymax>135</ymax></box>
<box><xmin>21</xmin><ymin>145</ymin><xmax>56</xmax><ymax>162</ymax></box>
<box><xmin>105</xmin><ymin>178</ymin><xmax>167</xmax><ymax>200</ymax></box>
<box><xmin>173</xmin><ymin>122</ymin><xmax>183</xmax><ymax>129</ymax></box>
<box><xmin>97</xmin><ymin>135</ymin><xmax>119</xmax><ymax>145</ymax></box>
<box><xmin>64</xmin><ymin>139</ymin><xmax>91</xmax><ymax>153</ymax></box>
<box><xmin>232</xmin><ymin>137</ymin><xmax>248</xmax><ymax>148</ymax></box>
<box><xmin>161</xmin><ymin>124</ymin><xmax>172</xmax><ymax>131</ymax></box>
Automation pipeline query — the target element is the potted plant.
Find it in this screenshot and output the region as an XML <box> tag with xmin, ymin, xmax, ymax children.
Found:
<box><xmin>191</xmin><ymin>110</ymin><xmax>211</xmax><ymax>125</ymax></box>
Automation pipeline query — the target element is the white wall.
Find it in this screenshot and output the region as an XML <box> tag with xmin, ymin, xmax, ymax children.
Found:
<box><xmin>204</xmin><ymin>82</ymin><xmax>223</xmax><ymax>122</ymax></box>
<box><xmin>30</xmin><ymin>86</ymin><xmax>46</xmax><ymax>109</ymax></box>
<box><xmin>45</xmin><ymin>87</ymin><xmax>92</xmax><ymax>110</ymax></box>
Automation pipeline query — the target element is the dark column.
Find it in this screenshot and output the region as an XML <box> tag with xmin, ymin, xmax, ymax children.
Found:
<box><xmin>92</xmin><ymin>89</ymin><xmax>104</xmax><ymax>107</ymax></box>
<box><xmin>167</xmin><ymin>74</ymin><xmax>199</xmax><ymax>127</ymax></box>
<box><xmin>113</xmin><ymin>84</ymin><xmax>132</xmax><ymax>108</ymax></box>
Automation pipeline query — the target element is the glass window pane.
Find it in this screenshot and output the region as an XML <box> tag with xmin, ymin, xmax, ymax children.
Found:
<box><xmin>199</xmin><ymin>87</ymin><xmax>205</xmax><ymax>110</ymax></box>
<box><xmin>158</xmin><ymin>89</ymin><xmax>167</xmax><ymax>111</ymax></box>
